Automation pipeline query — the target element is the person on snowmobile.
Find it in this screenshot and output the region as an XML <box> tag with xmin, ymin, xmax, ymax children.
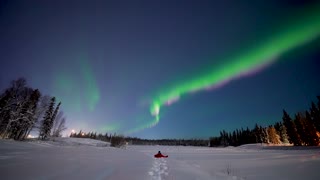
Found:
<box><xmin>154</xmin><ymin>151</ymin><xmax>168</xmax><ymax>158</ymax></box>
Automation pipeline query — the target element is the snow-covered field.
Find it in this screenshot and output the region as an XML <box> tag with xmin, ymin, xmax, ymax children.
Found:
<box><xmin>1</xmin><ymin>138</ymin><xmax>320</xmax><ymax>180</ymax></box>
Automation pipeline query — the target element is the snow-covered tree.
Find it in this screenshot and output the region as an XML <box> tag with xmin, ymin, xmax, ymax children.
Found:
<box><xmin>267</xmin><ymin>126</ymin><xmax>281</xmax><ymax>144</ymax></box>
<box><xmin>22</xmin><ymin>95</ymin><xmax>50</xmax><ymax>138</ymax></box>
<box><xmin>0</xmin><ymin>90</ymin><xmax>12</xmax><ymax>137</ymax></box>
<box><xmin>51</xmin><ymin>102</ymin><xmax>61</xmax><ymax>127</ymax></box>
<box><xmin>253</xmin><ymin>124</ymin><xmax>263</xmax><ymax>143</ymax></box>
<box><xmin>11</xmin><ymin>89</ymin><xmax>41</xmax><ymax>140</ymax></box>
<box><xmin>282</xmin><ymin>110</ymin><xmax>301</xmax><ymax>146</ymax></box>
<box><xmin>0</xmin><ymin>78</ymin><xmax>67</xmax><ymax>141</ymax></box>
<box><xmin>0</xmin><ymin>78</ymin><xmax>33</xmax><ymax>138</ymax></box>
<box><xmin>279</xmin><ymin>123</ymin><xmax>289</xmax><ymax>143</ymax></box>
<box><xmin>39</xmin><ymin>97</ymin><xmax>55</xmax><ymax>140</ymax></box>
<box><xmin>259</xmin><ymin>126</ymin><xmax>268</xmax><ymax>144</ymax></box>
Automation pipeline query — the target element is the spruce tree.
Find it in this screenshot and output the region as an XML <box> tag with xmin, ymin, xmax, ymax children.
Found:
<box><xmin>50</xmin><ymin>102</ymin><xmax>61</xmax><ymax>136</ymax></box>
<box><xmin>305</xmin><ymin>111</ymin><xmax>319</xmax><ymax>146</ymax></box>
<box><xmin>279</xmin><ymin>123</ymin><xmax>289</xmax><ymax>143</ymax></box>
<box><xmin>253</xmin><ymin>124</ymin><xmax>262</xmax><ymax>143</ymax></box>
<box><xmin>0</xmin><ymin>90</ymin><xmax>11</xmax><ymax>120</ymax></box>
<box><xmin>259</xmin><ymin>126</ymin><xmax>268</xmax><ymax>144</ymax></box>
<box><xmin>294</xmin><ymin>113</ymin><xmax>307</xmax><ymax>145</ymax></box>
<box><xmin>282</xmin><ymin>110</ymin><xmax>301</xmax><ymax>146</ymax></box>
<box><xmin>77</xmin><ymin>130</ymin><xmax>83</xmax><ymax>137</ymax></box>
<box><xmin>236</xmin><ymin>129</ymin><xmax>240</xmax><ymax>146</ymax></box>
<box><xmin>39</xmin><ymin>97</ymin><xmax>55</xmax><ymax>140</ymax></box>
<box><xmin>310</xmin><ymin>102</ymin><xmax>320</xmax><ymax>132</ymax></box>
<box><xmin>232</xmin><ymin>132</ymin><xmax>236</xmax><ymax>145</ymax></box>
<box><xmin>274</xmin><ymin>122</ymin><xmax>281</xmax><ymax>134</ymax></box>
<box><xmin>267</xmin><ymin>126</ymin><xmax>281</xmax><ymax>144</ymax></box>
<box><xmin>15</xmin><ymin>89</ymin><xmax>41</xmax><ymax>140</ymax></box>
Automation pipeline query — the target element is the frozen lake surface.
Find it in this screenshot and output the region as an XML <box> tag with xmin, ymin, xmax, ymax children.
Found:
<box><xmin>1</xmin><ymin>138</ymin><xmax>319</xmax><ymax>180</ymax></box>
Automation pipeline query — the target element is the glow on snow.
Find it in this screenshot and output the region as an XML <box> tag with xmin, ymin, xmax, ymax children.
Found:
<box><xmin>144</xmin><ymin>6</ymin><xmax>320</xmax><ymax>130</ymax></box>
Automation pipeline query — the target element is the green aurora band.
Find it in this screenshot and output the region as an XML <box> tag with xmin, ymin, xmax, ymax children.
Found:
<box><xmin>80</xmin><ymin>59</ymin><xmax>100</xmax><ymax>112</ymax></box>
<box><xmin>145</xmin><ymin>6</ymin><xmax>320</xmax><ymax>130</ymax></box>
<box><xmin>53</xmin><ymin>56</ymin><xmax>100</xmax><ymax>112</ymax></box>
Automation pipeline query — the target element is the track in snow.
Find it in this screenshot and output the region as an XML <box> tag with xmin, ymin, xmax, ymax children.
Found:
<box><xmin>149</xmin><ymin>158</ymin><xmax>169</xmax><ymax>180</ymax></box>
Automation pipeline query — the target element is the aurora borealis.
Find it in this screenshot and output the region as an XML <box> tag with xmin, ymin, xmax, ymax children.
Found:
<box><xmin>1</xmin><ymin>0</ymin><xmax>320</xmax><ymax>139</ymax></box>
<box><xmin>53</xmin><ymin>56</ymin><xmax>100</xmax><ymax>113</ymax></box>
<box><xmin>149</xmin><ymin>5</ymin><xmax>320</xmax><ymax>128</ymax></box>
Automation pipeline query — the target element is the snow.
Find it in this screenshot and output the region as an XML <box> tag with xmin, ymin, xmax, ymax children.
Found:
<box><xmin>1</xmin><ymin>139</ymin><xmax>320</xmax><ymax>180</ymax></box>
<box><xmin>49</xmin><ymin>137</ymin><xmax>111</xmax><ymax>147</ymax></box>
<box><xmin>0</xmin><ymin>138</ymin><xmax>150</xmax><ymax>180</ymax></box>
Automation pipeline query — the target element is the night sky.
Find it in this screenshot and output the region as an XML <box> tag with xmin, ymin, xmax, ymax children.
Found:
<box><xmin>1</xmin><ymin>0</ymin><xmax>320</xmax><ymax>139</ymax></box>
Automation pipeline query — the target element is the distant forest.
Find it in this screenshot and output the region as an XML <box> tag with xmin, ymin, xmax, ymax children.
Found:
<box><xmin>71</xmin><ymin>96</ymin><xmax>320</xmax><ymax>147</ymax></box>
<box><xmin>209</xmin><ymin>96</ymin><xmax>320</xmax><ymax>147</ymax></box>
<box><xmin>0</xmin><ymin>78</ymin><xmax>67</xmax><ymax>140</ymax></box>
<box><xmin>70</xmin><ymin>131</ymin><xmax>209</xmax><ymax>147</ymax></box>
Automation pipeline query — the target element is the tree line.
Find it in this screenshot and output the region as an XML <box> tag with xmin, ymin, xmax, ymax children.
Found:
<box><xmin>0</xmin><ymin>78</ymin><xmax>67</xmax><ymax>140</ymax></box>
<box><xmin>124</xmin><ymin>137</ymin><xmax>209</xmax><ymax>146</ymax></box>
<box><xmin>70</xmin><ymin>130</ymin><xmax>210</xmax><ymax>147</ymax></box>
<box><xmin>70</xmin><ymin>130</ymin><xmax>127</xmax><ymax>147</ymax></box>
<box><xmin>210</xmin><ymin>96</ymin><xmax>320</xmax><ymax>147</ymax></box>
<box><xmin>70</xmin><ymin>130</ymin><xmax>113</xmax><ymax>141</ymax></box>
<box><xmin>69</xmin><ymin>96</ymin><xmax>320</xmax><ymax>148</ymax></box>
